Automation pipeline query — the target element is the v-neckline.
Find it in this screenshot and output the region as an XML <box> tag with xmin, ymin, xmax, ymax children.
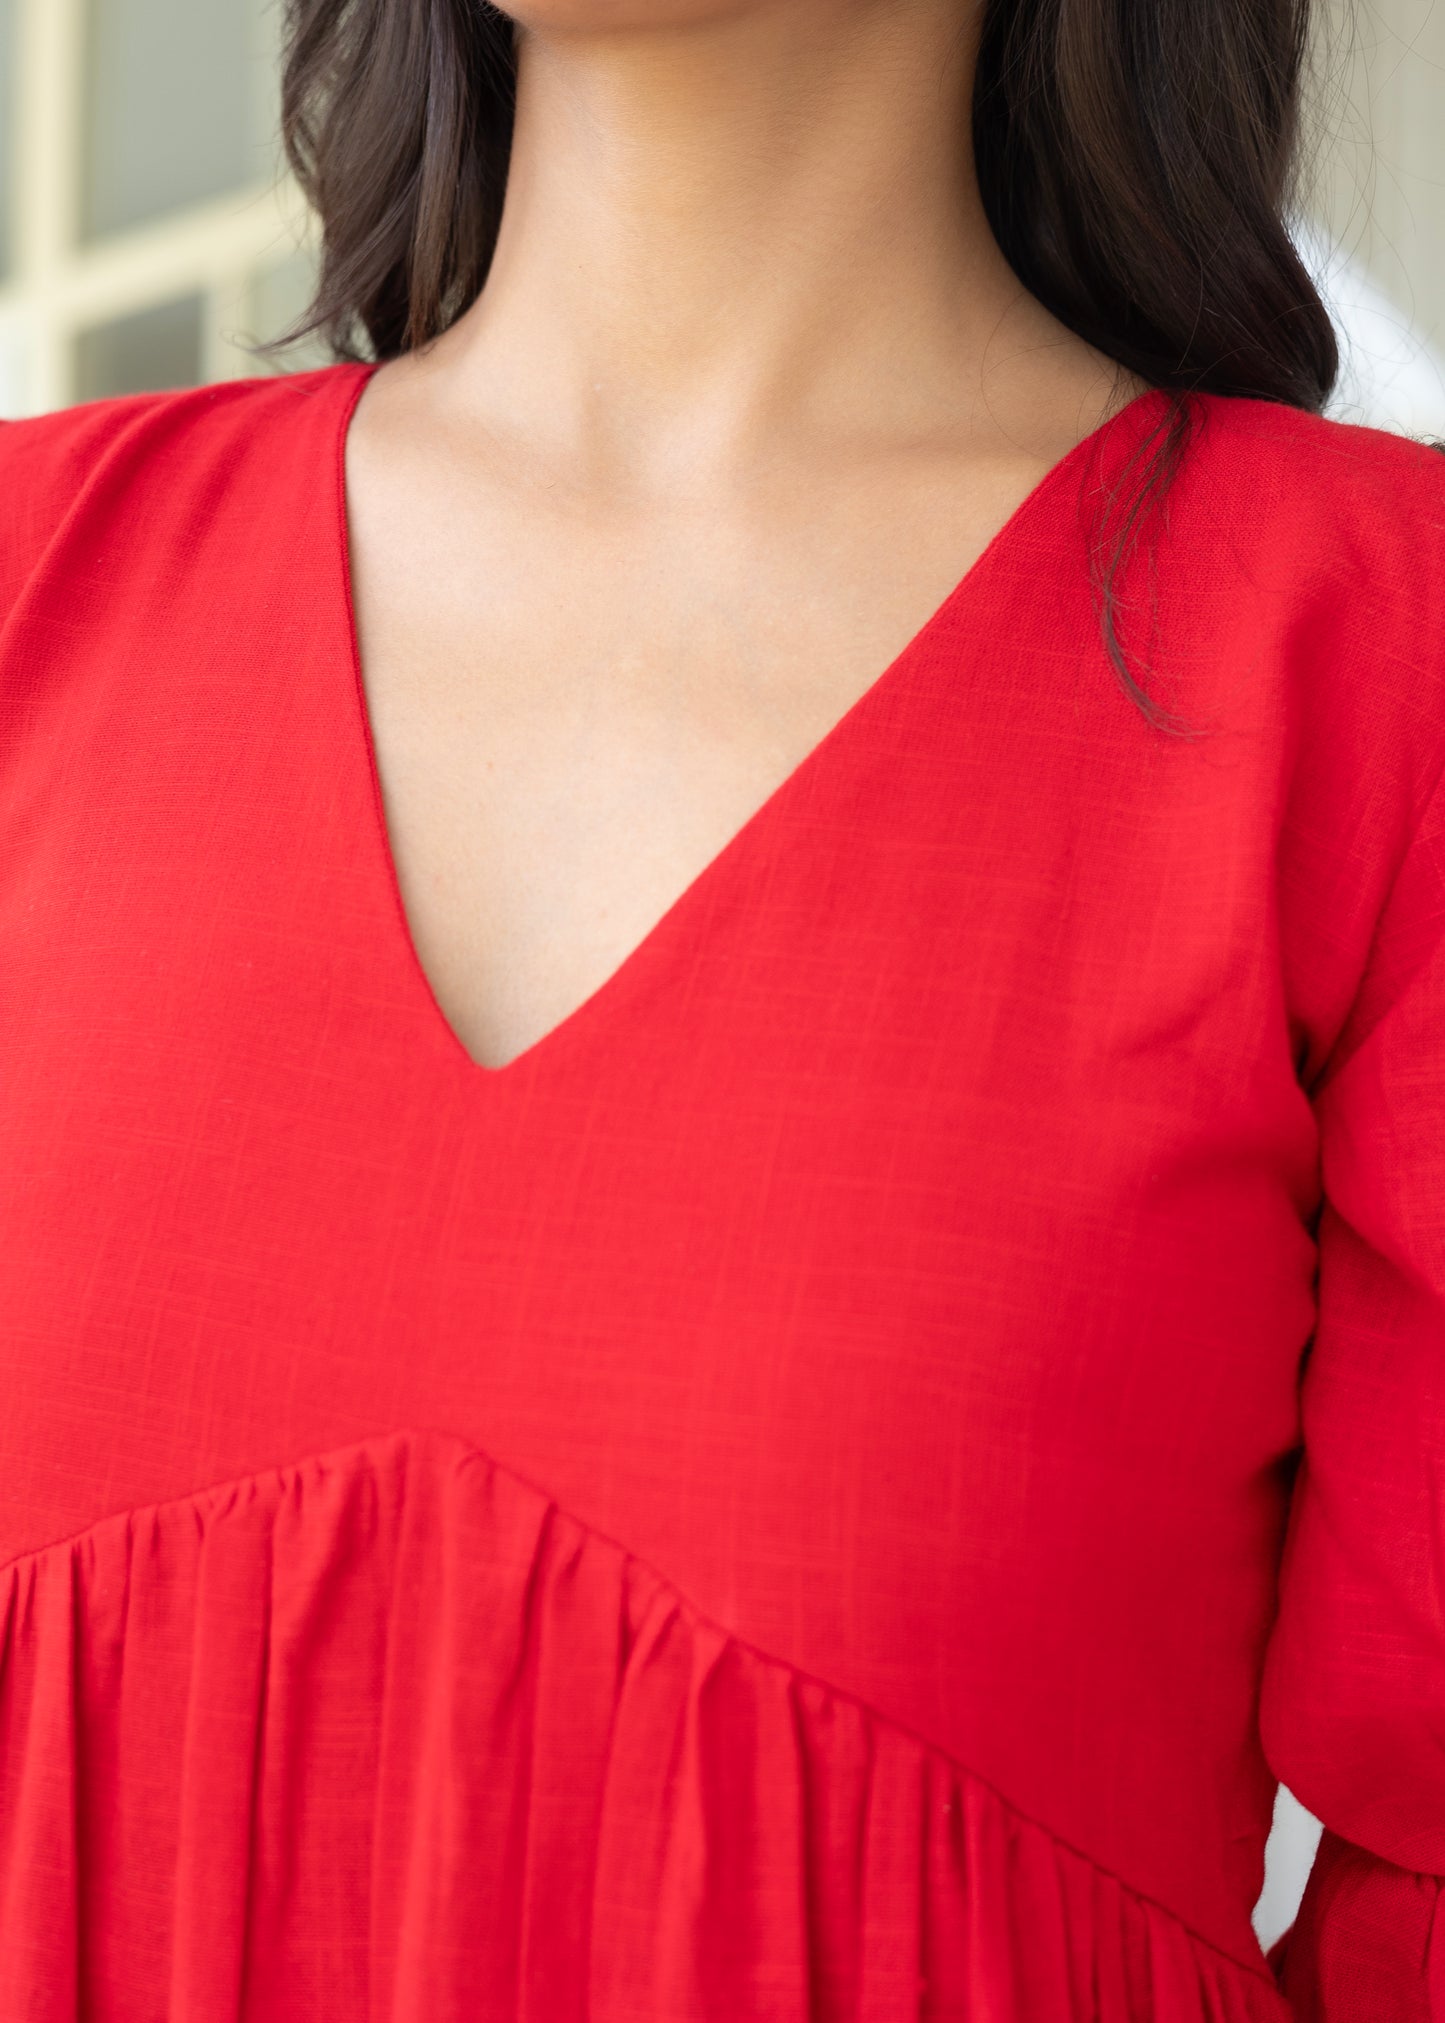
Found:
<box><xmin>330</xmin><ymin>360</ymin><xmax>1162</xmax><ymax>1085</ymax></box>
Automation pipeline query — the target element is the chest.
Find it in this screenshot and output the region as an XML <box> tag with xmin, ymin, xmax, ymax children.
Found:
<box><xmin>340</xmin><ymin>422</ymin><xmax>1065</xmax><ymax>1070</ymax></box>
<box><xmin>0</xmin><ymin>446</ymin><xmax>1327</xmax><ymax>1924</ymax></box>
<box><xmin>0</xmin><ymin>482</ymin><xmax>1319</xmax><ymax>1526</ymax></box>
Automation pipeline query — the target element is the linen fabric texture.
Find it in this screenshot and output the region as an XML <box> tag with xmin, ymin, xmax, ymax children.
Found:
<box><xmin>0</xmin><ymin>367</ymin><xmax>1442</xmax><ymax>2019</ymax></box>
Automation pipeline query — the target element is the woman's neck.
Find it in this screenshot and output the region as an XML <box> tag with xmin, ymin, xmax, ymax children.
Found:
<box><xmin>413</xmin><ymin>0</ymin><xmax>1122</xmax><ymax>494</ymax></box>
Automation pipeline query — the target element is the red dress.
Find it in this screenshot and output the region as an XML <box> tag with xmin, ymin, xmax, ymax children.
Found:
<box><xmin>1</xmin><ymin>364</ymin><xmax>1442</xmax><ymax>2021</ymax></box>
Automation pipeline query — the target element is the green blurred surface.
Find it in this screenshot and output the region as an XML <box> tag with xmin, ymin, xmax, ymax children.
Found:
<box><xmin>74</xmin><ymin>291</ymin><xmax>204</xmax><ymax>399</ymax></box>
<box><xmin>82</xmin><ymin>0</ymin><xmax>276</xmax><ymax>240</ymax></box>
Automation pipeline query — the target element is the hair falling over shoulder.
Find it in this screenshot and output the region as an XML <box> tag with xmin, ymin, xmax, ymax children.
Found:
<box><xmin>276</xmin><ymin>0</ymin><xmax>1341</xmax><ymax>734</ymax></box>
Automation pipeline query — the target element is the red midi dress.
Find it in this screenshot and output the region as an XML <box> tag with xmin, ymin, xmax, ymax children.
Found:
<box><xmin>1</xmin><ymin>364</ymin><xmax>1443</xmax><ymax>2022</ymax></box>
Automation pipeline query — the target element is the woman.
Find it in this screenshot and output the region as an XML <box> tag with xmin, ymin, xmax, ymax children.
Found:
<box><xmin>0</xmin><ymin>0</ymin><xmax>1441</xmax><ymax>2012</ymax></box>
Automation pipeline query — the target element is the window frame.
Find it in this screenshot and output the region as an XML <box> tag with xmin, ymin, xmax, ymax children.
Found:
<box><xmin>0</xmin><ymin>0</ymin><xmax>314</xmax><ymax>416</ymax></box>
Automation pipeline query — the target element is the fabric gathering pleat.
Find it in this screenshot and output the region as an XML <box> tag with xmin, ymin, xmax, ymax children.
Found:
<box><xmin>0</xmin><ymin>1427</ymin><xmax>1289</xmax><ymax>2021</ymax></box>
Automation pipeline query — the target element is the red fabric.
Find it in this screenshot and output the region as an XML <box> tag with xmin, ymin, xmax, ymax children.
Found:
<box><xmin>1269</xmin><ymin>1831</ymin><xmax>1445</xmax><ymax>2020</ymax></box>
<box><xmin>0</xmin><ymin>364</ymin><xmax>1441</xmax><ymax>2019</ymax></box>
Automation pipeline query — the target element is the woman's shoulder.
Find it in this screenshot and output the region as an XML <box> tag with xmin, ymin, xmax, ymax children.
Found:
<box><xmin>1181</xmin><ymin>390</ymin><xmax>1445</xmax><ymax>586</ymax></box>
<box><xmin>0</xmin><ymin>365</ymin><xmax>364</xmax><ymax>617</ymax></box>
<box><xmin>0</xmin><ymin>365</ymin><xmax>356</xmax><ymax>484</ymax></box>
<box><xmin>1118</xmin><ymin>393</ymin><xmax>1445</xmax><ymax>859</ymax></box>
<box><xmin>1149</xmin><ymin>394</ymin><xmax>1445</xmax><ymax>741</ymax></box>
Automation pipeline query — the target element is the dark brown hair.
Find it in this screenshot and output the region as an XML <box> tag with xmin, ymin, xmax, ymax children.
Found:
<box><xmin>277</xmin><ymin>0</ymin><xmax>1339</xmax><ymax>735</ymax></box>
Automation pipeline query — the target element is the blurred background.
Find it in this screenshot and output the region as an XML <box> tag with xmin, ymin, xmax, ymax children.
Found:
<box><xmin>0</xmin><ymin>0</ymin><xmax>327</xmax><ymax>416</ymax></box>
<box><xmin>0</xmin><ymin>0</ymin><xmax>1438</xmax><ymax>1956</ymax></box>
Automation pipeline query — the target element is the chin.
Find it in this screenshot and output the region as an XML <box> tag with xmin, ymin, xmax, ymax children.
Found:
<box><xmin>506</xmin><ymin>0</ymin><xmax>764</xmax><ymax>36</ymax></box>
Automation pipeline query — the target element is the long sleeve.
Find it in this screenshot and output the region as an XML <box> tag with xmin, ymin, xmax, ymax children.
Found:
<box><xmin>1260</xmin><ymin>753</ymin><xmax>1445</xmax><ymax>2019</ymax></box>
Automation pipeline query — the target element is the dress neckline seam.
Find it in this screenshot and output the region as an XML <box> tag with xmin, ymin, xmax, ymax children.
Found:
<box><xmin>326</xmin><ymin>359</ymin><xmax>1173</xmax><ymax>1086</ymax></box>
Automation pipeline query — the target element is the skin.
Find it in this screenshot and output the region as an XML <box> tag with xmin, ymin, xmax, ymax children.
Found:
<box><xmin>344</xmin><ymin>0</ymin><xmax>1147</xmax><ymax>1071</ymax></box>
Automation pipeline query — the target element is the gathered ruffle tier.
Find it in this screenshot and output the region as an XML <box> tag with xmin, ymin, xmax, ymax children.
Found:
<box><xmin>0</xmin><ymin>1428</ymin><xmax>1287</xmax><ymax>2021</ymax></box>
